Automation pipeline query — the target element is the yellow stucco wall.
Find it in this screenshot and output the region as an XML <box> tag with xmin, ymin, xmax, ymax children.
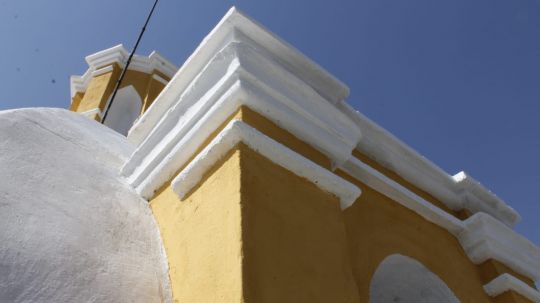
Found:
<box><xmin>239</xmin><ymin>145</ymin><xmax>360</xmax><ymax>303</ymax></box>
<box><xmin>150</xmin><ymin>149</ymin><xmax>243</xmax><ymax>303</ymax></box>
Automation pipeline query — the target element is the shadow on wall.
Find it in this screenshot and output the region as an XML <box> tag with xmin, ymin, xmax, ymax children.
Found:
<box><xmin>103</xmin><ymin>85</ymin><xmax>142</xmax><ymax>136</ymax></box>
<box><xmin>370</xmin><ymin>254</ymin><xmax>461</xmax><ymax>303</ymax></box>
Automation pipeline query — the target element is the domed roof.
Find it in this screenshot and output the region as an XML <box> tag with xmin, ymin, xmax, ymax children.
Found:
<box><xmin>0</xmin><ymin>108</ymin><xmax>171</xmax><ymax>302</ymax></box>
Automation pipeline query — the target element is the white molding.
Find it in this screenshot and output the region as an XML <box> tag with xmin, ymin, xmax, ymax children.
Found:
<box><xmin>341</xmin><ymin>157</ymin><xmax>540</xmax><ymax>281</ymax></box>
<box><xmin>484</xmin><ymin>274</ymin><xmax>540</xmax><ymax>302</ymax></box>
<box><xmin>124</xmin><ymin>6</ymin><xmax>519</xmax><ymax>228</ymax></box>
<box><xmin>91</xmin><ymin>65</ymin><xmax>114</xmax><ymax>77</ymax></box>
<box><xmin>336</xmin><ymin>101</ymin><xmax>520</xmax><ymax>227</ymax></box>
<box><xmin>341</xmin><ymin>157</ymin><xmax>464</xmax><ymax>235</ymax></box>
<box><xmin>128</xmin><ymin>6</ymin><xmax>350</xmax><ymax>147</ymax></box>
<box><xmin>459</xmin><ymin>213</ymin><xmax>540</xmax><ymax>280</ymax></box>
<box><xmin>121</xmin><ymin>38</ymin><xmax>362</xmax><ymax>198</ymax></box>
<box><xmin>152</xmin><ymin>74</ymin><xmax>169</xmax><ymax>86</ymax></box>
<box><xmin>70</xmin><ymin>44</ymin><xmax>178</xmax><ymax>98</ymax></box>
<box><xmin>171</xmin><ymin>120</ymin><xmax>361</xmax><ymax>209</ymax></box>
<box><xmin>79</xmin><ymin>108</ymin><xmax>103</xmax><ymax>119</ymax></box>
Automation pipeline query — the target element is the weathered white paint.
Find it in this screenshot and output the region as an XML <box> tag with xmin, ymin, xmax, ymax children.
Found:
<box><xmin>103</xmin><ymin>85</ymin><xmax>143</xmax><ymax>136</ymax></box>
<box><xmin>171</xmin><ymin>119</ymin><xmax>361</xmax><ymax>209</ymax></box>
<box><xmin>484</xmin><ymin>274</ymin><xmax>540</xmax><ymax>302</ymax></box>
<box><xmin>0</xmin><ymin>108</ymin><xmax>172</xmax><ymax>303</ymax></box>
<box><xmin>370</xmin><ymin>254</ymin><xmax>461</xmax><ymax>303</ymax></box>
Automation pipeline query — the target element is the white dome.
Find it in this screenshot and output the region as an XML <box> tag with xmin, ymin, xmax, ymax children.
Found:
<box><xmin>0</xmin><ymin>108</ymin><xmax>171</xmax><ymax>303</ymax></box>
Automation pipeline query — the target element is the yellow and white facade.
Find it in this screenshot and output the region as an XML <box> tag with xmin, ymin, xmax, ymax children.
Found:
<box><xmin>116</xmin><ymin>8</ymin><xmax>540</xmax><ymax>303</ymax></box>
<box><xmin>70</xmin><ymin>44</ymin><xmax>177</xmax><ymax>135</ymax></box>
<box><xmin>2</xmin><ymin>6</ymin><xmax>539</xmax><ymax>303</ymax></box>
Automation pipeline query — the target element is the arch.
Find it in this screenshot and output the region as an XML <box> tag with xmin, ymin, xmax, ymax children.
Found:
<box><xmin>103</xmin><ymin>85</ymin><xmax>142</xmax><ymax>136</ymax></box>
<box><xmin>369</xmin><ymin>254</ymin><xmax>460</xmax><ymax>303</ymax></box>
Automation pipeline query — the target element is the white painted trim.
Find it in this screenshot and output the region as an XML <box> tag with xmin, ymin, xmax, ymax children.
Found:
<box><xmin>122</xmin><ymin>40</ymin><xmax>361</xmax><ymax>198</ymax></box>
<box><xmin>79</xmin><ymin>108</ymin><xmax>103</xmax><ymax>119</ymax></box>
<box><xmin>91</xmin><ymin>65</ymin><xmax>114</xmax><ymax>77</ymax></box>
<box><xmin>336</xmin><ymin>101</ymin><xmax>520</xmax><ymax>227</ymax></box>
<box><xmin>70</xmin><ymin>44</ymin><xmax>178</xmax><ymax>98</ymax></box>
<box><xmin>484</xmin><ymin>274</ymin><xmax>540</xmax><ymax>302</ymax></box>
<box><xmin>152</xmin><ymin>74</ymin><xmax>169</xmax><ymax>86</ymax></box>
<box><xmin>123</xmin><ymin>6</ymin><xmax>519</xmax><ymax>229</ymax></box>
<box><xmin>459</xmin><ymin>213</ymin><xmax>540</xmax><ymax>280</ymax></box>
<box><xmin>341</xmin><ymin>157</ymin><xmax>464</xmax><ymax>235</ymax></box>
<box><xmin>128</xmin><ymin>6</ymin><xmax>349</xmax><ymax>147</ymax></box>
<box><xmin>171</xmin><ymin>120</ymin><xmax>361</xmax><ymax>209</ymax></box>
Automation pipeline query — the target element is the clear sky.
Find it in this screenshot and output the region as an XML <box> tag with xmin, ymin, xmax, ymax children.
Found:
<box><xmin>1</xmin><ymin>1</ymin><xmax>539</xmax><ymax>247</ymax></box>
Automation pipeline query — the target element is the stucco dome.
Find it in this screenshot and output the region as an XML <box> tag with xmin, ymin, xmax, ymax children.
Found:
<box><xmin>0</xmin><ymin>108</ymin><xmax>171</xmax><ymax>302</ymax></box>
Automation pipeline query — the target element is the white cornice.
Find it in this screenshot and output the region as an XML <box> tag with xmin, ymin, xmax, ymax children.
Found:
<box><xmin>459</xmin><ymin>213</ymin><xmax>540</xmax><ymax>280</ymax></box>
<box><xmin>69</xmin><ymin>44</ymin><xmax>178</xmax><ymax>99</ymax></box>
<box><xmin>337</xmin><ymin>102</ymin><xmax>520</xmax><ymax>227</ymax></box>
<box><xmin>121</xmin><ymin>36</ymin><xmax>362</xmax><ymax>199</ymax></box>
<box><xmin>484</xmin><ymin>274</ymin><xmax>540</xmax><ymax>302</ymax></box>
<box><xmin>172</xmin><ymin>120</ymin><xmax>361</xmax><ymax>209</ymax></box>
<box><xmin>128</xmin><ymin>7</ymin><xmax>349</xmax><ymax>147</ymax></box>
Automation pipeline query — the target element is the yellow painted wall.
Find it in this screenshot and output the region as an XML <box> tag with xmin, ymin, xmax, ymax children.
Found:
<box><xmin>338</xmin><ymin>171</ymin><xmax>494</xmax><ymax>303</ymax></box>
<box><xmin>150</xmin><ymin>149</ymin><xmax>243</xmax><ymax>303</ymax></box>
<box><xmin>239</xmin><ymin>144</ymin><xmax>360</xmax><ymax>303</ymax></box>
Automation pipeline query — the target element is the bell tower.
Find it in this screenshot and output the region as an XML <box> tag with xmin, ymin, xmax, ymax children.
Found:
<box><xmin>69</xmin><ymin>44</ymin><xmax>177</xmax><ymax>135</ymax></box>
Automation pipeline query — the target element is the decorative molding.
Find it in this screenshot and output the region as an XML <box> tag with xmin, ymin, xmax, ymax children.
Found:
<box><xmin>484</xmin><ymin>274</ymin><xmax>540</xmax><ymax>302</ymax></box>
<box><xmin>337</xmin><ymin>101</ymin><xmax>520</xmax><ymax>227</ymax></box>
<box><xmin>341</xmin><ymin>157</ymin><xmax>540</xmax><ymax>281</ymax></box>
<box><xmin>341</xmin><ymin>157</ymin><xmax>464</xmax><ymax>235</ymax></box>
<box><xmin>172</xmin><ymin>119</ymin><xmax>361</xmax><ymax>209</ymax></box>
<box><xmin>91</xmin><ymin>65</ymin><xmax>114</xmax><ymax>77</ymax></box>
<box><xmin>459</xmin><ymin>213</ymin><xmax>540</xmax><ymax>280</ymax></box>
<box><xmin>128</xmin><ymin>6</ymin><xmax>350</xmax><ymax>147</ymax></box>
<box><xmin>70</xmin><ymin>44</ymin><xmax>178</xmax><ymax>98</ymax></box>
<box><xmin>121</xmin><ymin>35</ymin><xmax>362</xmax><ymax>199</ymax></box>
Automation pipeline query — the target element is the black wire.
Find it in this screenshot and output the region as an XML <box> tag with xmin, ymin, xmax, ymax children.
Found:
<box><xmin>101</xmin><ymin>0</ymin><xmax>159</xmax><ymax>123</ymax></box>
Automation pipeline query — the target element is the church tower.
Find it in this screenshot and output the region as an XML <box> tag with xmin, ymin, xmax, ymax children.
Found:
<box><xmin>69</xmin><ymin>44</ymin><xmax>177</xmax><ymax>135</ymax></box>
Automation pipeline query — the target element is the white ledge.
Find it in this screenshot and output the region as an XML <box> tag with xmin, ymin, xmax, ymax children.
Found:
<box><xmin>341</xmin><ymin>157</ymin><xmax>464</xmax><ymax>235</ymax></box>
<box><xmin>171</xmin><ymin>120</ymin><xmax>361</xmax><ymax>209</ymax></box>
<box><xmin>459</xmin><ymin>213</ymin><xmax>540</xmax><ymax>280</ymax></box>
<box><xmin>337</xmin><ymin>101</ymin><xmax>520</xmax><ymax>227</ymax></box>
<box><xmin>128</xmin><ymin>6</ymin><xmax>349</xmax><ymax>146</ymax></box>
<box><xmin>484</xmin><ymin>274</ymin><xmax>540</xmax><ymax>302</ymax></box>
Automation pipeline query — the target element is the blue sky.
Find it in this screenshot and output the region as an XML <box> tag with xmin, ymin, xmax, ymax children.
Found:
<box><xmin>1</xmin><ymin>0</ymin><xmax>539</xmax><ymax>247</ymax></box>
